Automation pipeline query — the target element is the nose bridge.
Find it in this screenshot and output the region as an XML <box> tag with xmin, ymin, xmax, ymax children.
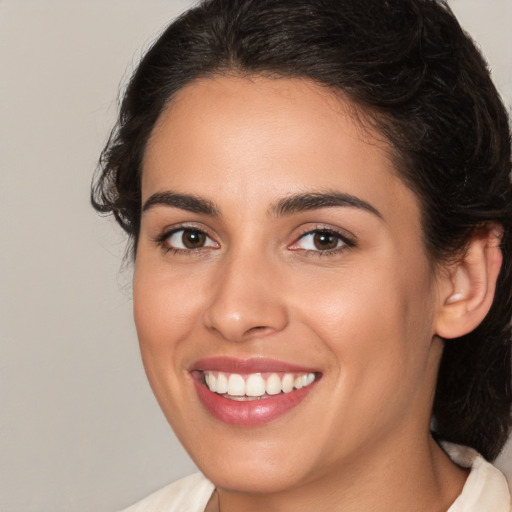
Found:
<box><xmin>203</xmin><ymin>243</ymin><xmax>288</xmax><ymax>341</ymax></box>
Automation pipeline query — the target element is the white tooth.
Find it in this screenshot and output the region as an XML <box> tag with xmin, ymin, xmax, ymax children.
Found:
<box><xmin>266</xmin><ymin>373</ymin><xmax>282</xmax><ymax>395</ymax></box>
<box><xmin>204</xmin><ymin>373</ymin><xmax>210</xmax><ymax>387</ymax></box>
<box><xmin>216</xmin><ymin>373</ymin><xmax>228</xmax><ymax>394</ymax></box>
<box><xmin>227</xmin><ymin>373</ymin><xmax>245</xmax><ymax>396</ymax></box>
<box><xmin>306</xmin><ymin>373</ymin><xmax>315</xmax><ymax>385</ymax></box>
<box><xmin>294</xmin><ymin>374</ymin><xmax>306</xmax><ymax>389</ymax></box>
<box><xmin>246</xmin><ymin>374</ymin><xmax>266</xmax><ymax>397</ymax></box>
<box><xmin>207</xmin><ymin>373</ymin><xmax>217</xmax><ymax>392</ymax></box>
<box><xmin>282</xmin><ymin>373</ymin><xmax>294</xmax><ymax>393</ymax></box>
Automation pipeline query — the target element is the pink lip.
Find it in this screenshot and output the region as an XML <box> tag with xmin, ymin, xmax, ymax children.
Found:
<box><xmin>191</xmin><ymin>356</ymin><xmax>318</xmax><ymax>374</ymax></box>
<box><xmin>190</xmin><ymin>357</ymin><xmax>320</xmax><ymax>426</ymax></box>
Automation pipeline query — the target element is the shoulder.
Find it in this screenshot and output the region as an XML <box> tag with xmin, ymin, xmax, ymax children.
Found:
<box><xmin>443</xmin><ymin>442</ymin><xmax>511</xmax><ymax>512</ymax></box>
<box><xmin>119</xmin><ymin>473</ymin><xmax>215</xmax><ymax>512</ymax></box>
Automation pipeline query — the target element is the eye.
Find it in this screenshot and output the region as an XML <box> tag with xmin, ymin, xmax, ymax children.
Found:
<box><xmin>289</xmin><ymin>228</ymin><xmax>354</xmax><ymax>253</ymax></box>
<box><xmin>163</xmin><ymin>228</ymin><xmax>218</xmax><ymax>251</ymax></box>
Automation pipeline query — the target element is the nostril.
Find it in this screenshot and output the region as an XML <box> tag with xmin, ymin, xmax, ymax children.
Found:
<box><xmin>245</xmin><ymin>325</ymin><xmax>273</xmax><ymax>337</ymax></box>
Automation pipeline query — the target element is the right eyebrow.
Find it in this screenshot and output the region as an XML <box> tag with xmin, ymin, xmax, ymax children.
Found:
<box><xmin>142</xmin><ymin>191</ymin><xmax>220</xmax><ymax>217</ymax></box>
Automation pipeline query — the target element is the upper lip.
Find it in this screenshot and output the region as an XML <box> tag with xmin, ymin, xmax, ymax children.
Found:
<box><xmin>190</xmin><ymin>357</ymin><xmax>320</xmax><ymax>374</ymax></box>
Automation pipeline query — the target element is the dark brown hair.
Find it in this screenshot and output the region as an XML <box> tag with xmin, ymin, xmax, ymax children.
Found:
<box><xmin>92</xmin><ymin>0</ymin><xmax>512</xmax><ymax>461</ymax></box>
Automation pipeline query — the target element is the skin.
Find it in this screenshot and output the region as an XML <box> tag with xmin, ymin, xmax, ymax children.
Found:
<box><xmin>134</xmin><ymin>75</ymin><xmax>469</xmax><ymax>511</ymax></box>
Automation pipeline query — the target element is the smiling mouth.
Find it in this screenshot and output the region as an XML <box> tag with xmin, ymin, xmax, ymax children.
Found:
<box><xmin>202</xmin><ymin>371</ymin><xmax>318</xmax><ymax>400</ymax></box>
<box><xmin>191</xmin><ymin>358</ymin><xmax>321</xmax><ymax>425</ymax></box>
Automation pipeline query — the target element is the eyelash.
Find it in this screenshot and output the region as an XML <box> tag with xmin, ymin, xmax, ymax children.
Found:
<box><xmin>290</xmin><ymin>226</ymin><xmax>356</xmax><ymax>257</ymax></box>
<box><xmin>154</xmin><ymin>225</ymin><xmax>356</xmax><ymax>257</ymax></box>
<box><xmin>154</xmin><ymin>225</ymin><xmax>219</xmax><ymax>256</ymax></box>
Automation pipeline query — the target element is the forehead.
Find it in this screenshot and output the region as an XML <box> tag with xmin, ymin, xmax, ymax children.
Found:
<box><xmin>145</xmin><ymin>75</ymin><xmax>389</xmax><ymax>171</ymax></box>
<box><xmin>142</xmin><ymin>75</ymin><xmax>419</xmax><ymax>227</ymax></box>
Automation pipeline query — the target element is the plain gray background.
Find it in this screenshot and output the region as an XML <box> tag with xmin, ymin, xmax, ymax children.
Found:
<box><xmin>1</xmin><ymin>1</ymin><xmax>511</xmax><ymax>511</ymax></box>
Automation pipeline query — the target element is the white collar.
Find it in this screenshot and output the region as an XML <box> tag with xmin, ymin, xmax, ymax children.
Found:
<box><xmin>443</xmin><ymin>442</ymin><xmax>511</xmax><ymax>512</ymax></box>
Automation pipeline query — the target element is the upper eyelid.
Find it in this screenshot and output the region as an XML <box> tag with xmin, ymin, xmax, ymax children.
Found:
<box><xmin>156</xmin><ymin>222</ymin><xmax>214</xmax><ymax>239</ymax></box>
<box><xmin>152</xmin><ymin>222</ymin><xmax>356</xmax><ymax>248</ymax></box>
<box><xmin>153</xmin><ymin>224</ymin><xmax>219</xmax><ymax>249</ymax></box>
<box><xmin>293</xmin><ymin>225</ymin><xmax>356</xmax><ymax>244</ymax></box>
<box><xmin>156</xmin><ymin>228</ymin><xmax>220</xmax><ymax>256</ymax></box>
<box><xmin>286</xmin><ymin>228</ymin><xmax>356</xmax><ymax>259</ymax></box>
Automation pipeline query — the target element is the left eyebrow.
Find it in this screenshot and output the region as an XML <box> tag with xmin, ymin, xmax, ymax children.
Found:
<box><xmin>270</xmin><ymin>191</ymin><xmax>383</xmax><ymax>219</ymax></box>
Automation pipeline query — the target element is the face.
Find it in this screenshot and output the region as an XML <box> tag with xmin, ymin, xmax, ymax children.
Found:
<box><xmin>134</xmin><ymin>76</ymin><xmax>444</xmax><ymax>493</ymax></box>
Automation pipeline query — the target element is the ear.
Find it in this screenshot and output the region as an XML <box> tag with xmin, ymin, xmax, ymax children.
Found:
<box><xmin>435</xmin><ymin>224</ymin><xmax>503</xmax><ymax>339</ymax></box>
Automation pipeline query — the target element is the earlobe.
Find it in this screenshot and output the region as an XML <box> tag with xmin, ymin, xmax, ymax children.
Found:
<box><xmin>435</xmin><ymin>224</ymin><xmax>503</xmax><ymax>339</ymax></box>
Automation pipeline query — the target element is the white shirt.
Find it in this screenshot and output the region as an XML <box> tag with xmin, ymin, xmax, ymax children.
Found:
<box><xmin>120</xmin><ymin>443</ymin><xmax>510</xmax><ymax>512</ymax></box>
<box><xmin>443</xmin><ymin>443</ymin><xmax>510</xmax><ymax>511</ymax></box>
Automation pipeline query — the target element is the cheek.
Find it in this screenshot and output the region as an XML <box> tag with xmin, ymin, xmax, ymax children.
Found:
<box><xmin>297</xmin><ymin>271</ymin><xmax>436</xmax><ymax>449</ymax></box>
<box><xmin>133</xmin><ymin>261</ymin><xmax>203</xmax><ymax>346</ymax></box>
<box><xmin>302</xmin><ymin>283</ymin><xmax>410</xmax><ymax>375</ymax></box>
<box><xmin>132</xmin><ymin>264</ymin><xmax>202</xmax><ymax>396</ymax></box>
<box><xmin>132</xmin><ymin>261</ymin><xmax>205</xmax><ymax>418</ymax></box>
<box><xmin>291</xmin><ymin>259</ymin><xmax>436</xmax><ymax>387</ymax></box>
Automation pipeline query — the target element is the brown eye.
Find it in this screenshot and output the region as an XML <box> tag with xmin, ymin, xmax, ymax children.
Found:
<box><xmin>182</xmin><ymin>230</ymin><xmax>206</xmax><ymax>248</ymax></box>
<box><xmin>312</xmin><ymin>231</ymin><xmax>339</xmax><ymax>250</ymax></box>
<box><xmin>289</xmin><ymin>228</ymin><xmax>353</xmax><ymax>254</ymax></box>
<box><xmin>165</xmin><ymin>228</ymin><xmax>218</xmax><ymax>251</ymax></box>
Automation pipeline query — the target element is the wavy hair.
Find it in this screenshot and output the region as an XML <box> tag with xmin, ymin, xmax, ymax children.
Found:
<box><xmin>91</xmin><ymin>0</ymin><xmax>512</xmax><ymax>461</ymax></box>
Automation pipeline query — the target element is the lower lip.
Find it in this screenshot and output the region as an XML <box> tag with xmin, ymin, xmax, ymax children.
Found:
<box><xmin>193</xmin><ymin>376</ymin><xmax>317</xmax><ymax>426</ymax></box>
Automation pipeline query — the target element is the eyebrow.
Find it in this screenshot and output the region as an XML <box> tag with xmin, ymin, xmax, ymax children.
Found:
<box><xmin>142</xmin><ymin>191</ymin><xmax>220</xmax><ymax>216</ymax></box>
<box><xmin>142</xmin><ymin>189</ymin><xmax>382</xmax><ymax>219</ymax></box>
<box><xmin>271</xmin><ymin>191</ymin><xmax>382</xmax><ymax>219</ymax></box>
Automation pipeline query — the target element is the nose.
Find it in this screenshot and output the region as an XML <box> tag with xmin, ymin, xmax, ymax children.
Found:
<box><xmin>202</xmin><ymin>250</ymin><xmax>289</xmax><ymax>342</ymax></box>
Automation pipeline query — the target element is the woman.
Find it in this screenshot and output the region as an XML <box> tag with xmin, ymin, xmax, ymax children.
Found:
<box><xmin>92</xmin><ymin>0</ymin><xmax>512</xmax><ymax>510</ymax></box>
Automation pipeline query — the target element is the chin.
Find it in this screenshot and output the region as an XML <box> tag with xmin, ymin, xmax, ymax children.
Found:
<box><xmin>188</xmin><ymin>429</ymin><xmax>323</xmax><ymax>494</ymax></box>
<box><xmin>202</xmin><ymin>460</ymin><xmax>309</xmax><ymax>494</ymax></box>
